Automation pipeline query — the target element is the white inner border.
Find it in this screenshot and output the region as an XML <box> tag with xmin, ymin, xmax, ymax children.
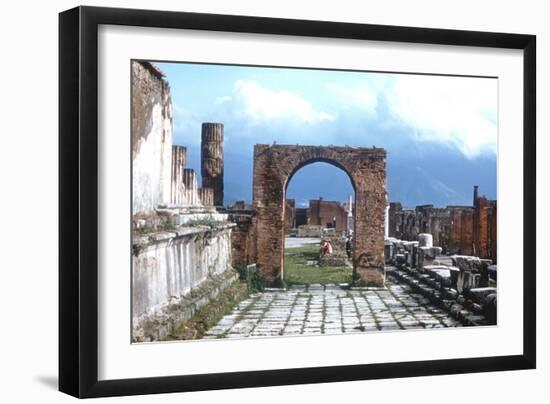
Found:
<box><xmin>98</xmin><ymin>25</ymin><xmax>524</xmax><ymax>381</ymax></box>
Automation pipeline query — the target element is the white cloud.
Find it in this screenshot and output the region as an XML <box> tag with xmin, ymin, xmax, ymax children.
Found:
<box><xmin>385</xmin><ymin>75</ymin><xmax>497</xmax><ymax>158</ymax></box>
<box><xmin>327</xmin><ymin>83</ymin><xmax>379</xmax><ymax>115</ymax></box>
<box><xmin>217</xmin><ymin>80</ymin><xmax>335</xmax><ymax>125</ymax></box>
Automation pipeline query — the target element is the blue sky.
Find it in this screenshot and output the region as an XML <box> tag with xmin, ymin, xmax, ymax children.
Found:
<box><xmin>155</xmin><ymin>61</ymin><xmax>497</xmax><ymax>208</ymax></box>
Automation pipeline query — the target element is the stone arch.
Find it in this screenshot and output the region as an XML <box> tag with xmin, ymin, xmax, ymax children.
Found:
<box><xmin>252</xmin><ymin>144</ymin><xmax>387</xmax><ymax>286</ymax></box>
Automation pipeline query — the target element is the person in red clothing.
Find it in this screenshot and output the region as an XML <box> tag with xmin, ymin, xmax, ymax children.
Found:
<box><xmin>320</xmin><ymin>240</ymin><xmax>333</xmax><ymax>258</ymax></box>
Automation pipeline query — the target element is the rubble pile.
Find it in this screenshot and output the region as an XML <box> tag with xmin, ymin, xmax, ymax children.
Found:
<box><xmin>385</xmin><ymin>233</ymin><xmax>497</xmax><ymax>326</ymax></box>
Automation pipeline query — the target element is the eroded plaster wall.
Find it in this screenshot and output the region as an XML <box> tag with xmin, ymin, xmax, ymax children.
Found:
<box><xmin>132</xmin><ymin>61</ymin><xmax>173</xmax><ymax>215</ymax></box>
<box><xmin>132</xmin><ymin>225</ymin><xmax>234</xmax><ymax>324</ymax></box>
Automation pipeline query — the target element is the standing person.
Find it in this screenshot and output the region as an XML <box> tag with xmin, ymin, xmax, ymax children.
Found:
<box><xmin>346</xmin><ymin>236</ymin><xmax>352</xmax><ymax>259</ymax></box>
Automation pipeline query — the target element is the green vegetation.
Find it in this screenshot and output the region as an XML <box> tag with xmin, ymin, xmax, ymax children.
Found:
<box><xmin>135</xmin><ymin>224</ymin><xmax>154</xmax><ymax>235</ymax></box>
<box><xmin>168</xmin><ymin>280</ymin><xmax>249</xmax><ymax>340</ymax></box>
<box><xmin>157</xmin><ymin>219</ymin><xmax>176</xmax><ymax>231</ymax></box>
<box><xmin>235</xmin><ymin>262</ymin><xmax>267</xmax><ymax>292</ymax></box>
<box><xmin>284</xmin><ymin>245</ymin><xmax>353</xmax><ymax>285</ymax></box>
<box><xmin>165</xmin><ymin>265</ymin><xmax>268</xmax><ymax>340</ymax></box>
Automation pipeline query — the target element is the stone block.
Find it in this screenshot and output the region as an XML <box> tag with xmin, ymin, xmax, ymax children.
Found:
<box><xmin>467</xmin><ymin>287</ymin><xmax>497</xmax><ymax>305</ymax></box>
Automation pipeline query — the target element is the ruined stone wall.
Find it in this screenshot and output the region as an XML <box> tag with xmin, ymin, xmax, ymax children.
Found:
<box><xmin>132</xmin><ymin>224</ymin><xmax>234</xmax><ymax>324</ymax></box>
<box><xmin>389</xmin><ymin>203</ymin><xmax>417</xmax><ymax>241</ymax></box>
<box><xmin>284</xmin><ymin>199</ymin><xmax>296</xmax><ymax>232</ymax></box>
<box><xmin>488</xmin><ymin>204</ymin><xmax>497</xmax><ymax>263</ymax></box>
<box><xmin>295</xmin><ymin>208</ymin><xmax>308</xmax><ymax>227</ymax></box>
<box><xmin>308</xmin><ymin>199</ymin><xmax>349</xmax><ymax>233</ymax></box>
<box><xmin>229</xmin><ymin>214</ymin><xmax>256</xmax><ymax>265</ymax></box>
<box><xmin>132</xmin><ymin>61</ymin><xmax>173</xmax><ymax>215</ymax></box>
<box><xmin>388</xmin><ymin>202</ymin><xmax>402</xmax><ymax>238</ymax></box>
<box><xmin>474</xmin><ymin>197</ymin><xmax>497</xmax><ymax>261</ymax></box>
<box><xmin>201</xmin><ymin>123</ymin><xmax>224</xmax><ymax>206</ymax></box>
<box><xmin>415</xmin><ymin>205</ymin><xmax>451</xmax><ymax>250</ymax></box>
<box><xmin>448</xmin><ymin>207</ymin><xmax>474</xmax><ymax>255</ymax></box>
<box><xmin>388</xmin><ymin>189</ymin><xmax>496</xmax><ymax>261</ymax></box>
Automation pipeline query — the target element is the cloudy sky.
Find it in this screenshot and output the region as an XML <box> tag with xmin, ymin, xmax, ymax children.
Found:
<box><xmin>155</xmin><ymin>61</ymin><xmax>497</xmax><ymax>208</ymax></box>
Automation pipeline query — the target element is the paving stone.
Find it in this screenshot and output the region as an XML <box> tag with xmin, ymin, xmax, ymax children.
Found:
<box><xmin>205</xmin><ymin>279</ymin><xmax>462</xmax><ymax>338</ymax></box>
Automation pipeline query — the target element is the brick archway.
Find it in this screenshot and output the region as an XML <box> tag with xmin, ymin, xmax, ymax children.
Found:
<box><xmin>252</xmin><ymin>144</ymin><xmax>387</xmax><ymax>286</ymax></box>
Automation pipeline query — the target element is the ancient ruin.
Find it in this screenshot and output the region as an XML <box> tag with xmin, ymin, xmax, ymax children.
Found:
<box><xmin>131</xmin><ymin>61</ymin><xmax>236</xmax><ymax>341</ymax></box>
<box><xmin>388</xmin><ymin>186</ymin><xmax>497</xmax><ymax>262</ymax></box>
<box><xmin>201</xmin><ymin>123</ymin><xmax>224</xmax><ymax>206</ymax></box>
<box><xmin>130</xmin><ymin>60</ymin><xmax>498</xmax><ymax>342</ymax></box>
<box><xmin>251</xmin><ymin>145</ymin><xmax>387</xmax><ymax>286</ymax></box>
<box><xmin>285</xmin><ymin>198</ymin><xmax>351</xmax><ymax>233</ymax></box>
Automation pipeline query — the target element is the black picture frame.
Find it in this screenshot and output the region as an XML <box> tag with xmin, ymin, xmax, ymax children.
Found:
<box><xmin>59</xmin><ymin>5</ymin><xmax>536</xmax><ymax>398</ymax></box>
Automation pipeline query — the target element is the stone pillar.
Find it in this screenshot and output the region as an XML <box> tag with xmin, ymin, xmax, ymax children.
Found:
<box><xmin>201</xmin><ymin>123</ymin><xmax>224</xmax><ymax>207</ymax></box>
<box><xmin>418</xmin><ymin>233</ymin><xmax>433</xmax><ymax>248</ymax></box>
<box><xmin>183</xmin><ymin>168</ymin><xmax>199</xmax><ymax>206</ymax></box>
<box><xmin>347</xmin><ymin>194</ymin><xmax>354</xmax><ymax>235</ymax></box>
<box><xmin>384</xmin><ymin>203</ymin><xmax>390</xmax><ymax>239</ymax></box>
<box><xmin>171</xmin><ymin>145</ymin><xmax>187</xmax><ymax>205</ymax></box>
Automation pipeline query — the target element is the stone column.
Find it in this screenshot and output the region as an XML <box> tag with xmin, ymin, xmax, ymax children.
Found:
<box><xmin>171</xmin><ymin>145</ymin><xmax>187</xmax><ymax>205</ymax></box>
<box><xmin>201</xmin><ymin>123</ymin><xmax>224</xmax><ymax>206</ymax></box>
<box><xmin>384</xmin><ymin>203</ymin><xmax>390</xmax><ymax>239</ymax></box>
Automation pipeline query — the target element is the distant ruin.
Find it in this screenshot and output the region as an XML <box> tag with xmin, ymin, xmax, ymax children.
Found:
<box><xmin>388</xmin><ymin>186</ymin><xmax>497</xmax><ymax>262</ymax></box>
<box><xmin>285</xmin><ymin>198</ymin><xmax>351</xmax><ymax>234</ymax></box>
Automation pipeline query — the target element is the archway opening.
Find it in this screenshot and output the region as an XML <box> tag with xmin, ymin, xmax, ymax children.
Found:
<box><xmin>283</xmin><ymin>161</ymin><xmax>355</xmax><ymax>285</ymax></box>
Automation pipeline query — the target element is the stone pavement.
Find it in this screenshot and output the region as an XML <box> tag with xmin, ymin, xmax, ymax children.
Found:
<box><xmin>203</xmin><ymin>277</ymin><xmax>461</xmax><ymax>339</ymax></box>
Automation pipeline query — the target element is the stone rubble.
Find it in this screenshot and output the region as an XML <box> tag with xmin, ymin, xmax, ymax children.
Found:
<box><xmin>385</xmin><ymin>235</ymin><xmax>497</xmax><ymax>326</ymax></box>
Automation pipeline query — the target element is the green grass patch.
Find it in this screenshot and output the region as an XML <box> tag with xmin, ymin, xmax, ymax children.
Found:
<box><xmin>284</xmin><ymin>245</ymin><xmax>353</xmax><ymax>286</ymax></box>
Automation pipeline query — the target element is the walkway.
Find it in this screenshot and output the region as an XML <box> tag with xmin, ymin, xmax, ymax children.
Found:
<box><xmin>203</xmin><ymin>276</ymin><xmax>461</xmax><ymax>339</ymax></box>
<box><xmin>284</xmin><ymin>237</ymin><xmax>321</xmax><ymax>249</ymax></box>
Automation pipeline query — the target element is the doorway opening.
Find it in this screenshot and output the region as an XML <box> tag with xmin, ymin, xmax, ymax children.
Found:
<box><xmin>284</xmin><ymin>162</ymin><xmax>355</xmax><ymax>285</ymax></box>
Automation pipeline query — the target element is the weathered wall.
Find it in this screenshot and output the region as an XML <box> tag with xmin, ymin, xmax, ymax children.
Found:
<box><xmin>229</xmin><ymin>214</ymin><xmax>256</xmax><ymax>265</ymax></box>
<box><xmin>447</xmin><ymin>206</ymin><xmax>474</xmax><ymax>255</ymax></box>
<box><xmin>388</xmin><ymin>187</ymin><xmax>496</xmax><ymax>261</ymax></box>
<box><xmin>308</xmin><ymin>199</ymin><xmax>349</xmax><ymax>233</ymax></box>
<box><xmin>132</xmin><ymin>224</ymin><xmax>234</xmax><ymax>323</ymax></box>
<box><xmin>132</xmin><ymin>61</ymin><xmax>173</xmax><ymax>215</ymax></box>
<box><xmin>416</xmin><ymin>205</ymin><xmax>451</xmax><ymax>249</ymax></box>
<box><xmin>252</xmin><ymin>144</ymin><xmax>386</xmax><ymax>286</ymax></box>
<box><xmin>474</xmin><ymin>196</ymin><xmax>497</xmax><ymax>261</ymax></box>
<box><xmin>284</xmin><ymin>199</ymin><xmax>296</xmax><ymax>231</ymax></box>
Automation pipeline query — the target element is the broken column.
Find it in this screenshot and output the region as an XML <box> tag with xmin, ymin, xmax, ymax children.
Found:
<box><xmin>417</xmin><ymin>233</ymin><xmax>442</xmax><ymax>271</ymax></box>
<box><xmin>183</xmin><ymin>168</ymin><xmax>199</xmax><ymax>206</ymax></box>
<box><xmin>201</xmin><ymin>123</ymin><xmax>224</xmax><ymax>207</ymax></box>
<box><xmin>418</xmin><ymin>233</ymin><xmax>433</xmax><ymax>248</ymax></box>
<box><xmin>170</xmin><ymin>145</ymin><xmax>187</xmax><ymax>205</ymax></box>
<box><xmin>450</xmin><ymin>255</ymin><xmax>492</xmax><ymax>293</ymax></box>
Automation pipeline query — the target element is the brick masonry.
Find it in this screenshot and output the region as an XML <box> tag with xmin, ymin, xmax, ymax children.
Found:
<box><xmin>308</xmin><ymin>198</ymin><xmax>349</xmax><ymax>233</ymax></box>
<box><xmin>388</xmin><ymin>187</ymin><xmax>496</xmax><ymax>262</ymax></box>
<box><xmin>252</xmin><ymin>144</ymin><xmax>387</xmax><ymax>286</ymax></box>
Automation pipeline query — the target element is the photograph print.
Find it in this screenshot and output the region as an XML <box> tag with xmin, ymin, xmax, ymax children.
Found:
<box><xmin>131</xmin><ymin>60</ymin><xmax>498</xmax><ymax>343</ymax></box>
